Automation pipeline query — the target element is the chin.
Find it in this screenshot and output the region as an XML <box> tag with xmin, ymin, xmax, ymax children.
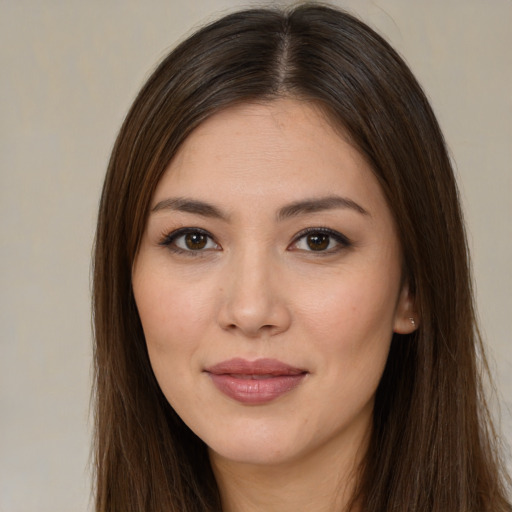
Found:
<box><xmin>208</xmin><ymin>440</ymin><xmax>299</xmax><ymax>467</ymax></box>
<box><xmin>202</xmin><ymin>418</ymin><xmax>309</xmax><ymax>467</ymax></box>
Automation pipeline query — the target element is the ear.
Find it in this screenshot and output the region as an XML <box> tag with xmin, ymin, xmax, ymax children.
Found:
<box><xmin>393</xmin><ymin>282</ymin><xmax>418</xmax><ymax>334</ymax></box>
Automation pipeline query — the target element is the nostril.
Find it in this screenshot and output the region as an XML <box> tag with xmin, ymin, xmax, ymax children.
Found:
<box><xmin>216</xmin><ymin>276</ymin><xmax>292</xmax><ymax>337</ymax></box>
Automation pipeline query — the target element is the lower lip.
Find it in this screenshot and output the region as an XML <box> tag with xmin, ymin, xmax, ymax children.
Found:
<box><xmin>207</xmin><ymin>373</ymin><xmax>306</xmax><ymax>404</ymax></box>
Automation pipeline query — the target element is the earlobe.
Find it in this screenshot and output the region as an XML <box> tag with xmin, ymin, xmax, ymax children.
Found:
<box><xmin>393</xmin><ymin>283</ymin><xmax>419</xmax><ymax>334</ymax></box>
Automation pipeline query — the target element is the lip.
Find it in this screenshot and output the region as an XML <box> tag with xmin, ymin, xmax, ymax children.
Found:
<box><xmin>204</xmin><ymin>358</ymin><xmax>307</xmax><ymax>404</ymax></box>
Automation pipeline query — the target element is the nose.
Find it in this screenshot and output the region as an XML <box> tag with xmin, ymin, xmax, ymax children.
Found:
<box><xmin>217</xmin><ymin>247</ymin><xmax>292</xmax><ymax>338</ymax></box>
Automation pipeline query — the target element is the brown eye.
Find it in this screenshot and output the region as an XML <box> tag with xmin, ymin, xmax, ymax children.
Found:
<box><xmin>161</xmin><ymin>228</ymin><xmax>220</xmax><ymax>253</ymax></box>
<box><xmin>289</xmin><ymin>228</ymin><xmax>351</xmax><ymax>254</ymax></box>
<box><xmin>185</xmin><ymin>232</ymin><xmax>208</xmax><ymax>250</ymax></box>
<box><xmin>306</xmin><ymin>233</ymin><xmax>330</xmax><ymax>251</ymax></box>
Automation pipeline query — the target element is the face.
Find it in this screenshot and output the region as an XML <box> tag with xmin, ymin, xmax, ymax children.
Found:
<box><xmin>132</xmin><ymin>99</ymin><xmax>416</xmax><ymax>470</ymax></box>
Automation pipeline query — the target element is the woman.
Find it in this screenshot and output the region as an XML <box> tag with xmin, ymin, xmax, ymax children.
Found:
<box><xmin>92</xmin><ymin>4</ymin><xmax>511</xmax><ymax>511</ymax></box>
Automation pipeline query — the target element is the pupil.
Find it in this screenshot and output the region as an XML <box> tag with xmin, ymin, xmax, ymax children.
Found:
<box><xmin>185</xmin><ymin>232</ymin><xmax>207</xmax><ymax>250</ymax></box>
<box><xmin>307</xmin><ymin>233</ymin><xmax>329</xmax><ymax>251</ymax></box>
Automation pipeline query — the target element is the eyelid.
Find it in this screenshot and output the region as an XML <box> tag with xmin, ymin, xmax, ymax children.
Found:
<box><xmin>159</xmin><ymin>227</ymin><xmax>221</xmax><ymax>253</ymax></box>
<box><xmin>288</xmin><ymin>227</ymin><xmax>352</xmax><ymax>252</ymax></box>
<box><xmin>158</xmin><ymin>226</ymin><xmax>350</xmax><ymax>254</ymax></box>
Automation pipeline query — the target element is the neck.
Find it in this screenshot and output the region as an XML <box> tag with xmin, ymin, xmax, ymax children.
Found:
<box><xmin>209</xmin><ymin>425</ymin><xmax>368</xmax><ymax>512</ymax></box>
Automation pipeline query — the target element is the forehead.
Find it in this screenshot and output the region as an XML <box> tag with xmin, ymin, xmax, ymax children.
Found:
<box><xmin>151</xmin><ymin>99</ymin><xmax>384</xmax><ymax>215</ymax></box>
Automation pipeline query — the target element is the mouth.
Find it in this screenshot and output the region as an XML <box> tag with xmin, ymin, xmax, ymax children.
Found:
<box><xmin>204</xmin><ymin>358</ymin><xmax>308</xmax><ymax>404</ymax></box>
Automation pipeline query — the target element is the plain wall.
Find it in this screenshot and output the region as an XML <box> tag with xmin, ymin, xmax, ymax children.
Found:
<box><xmin>1</xmin><ymin>1</ymin><xmax>510</xmax><ymax>510</ymax></box>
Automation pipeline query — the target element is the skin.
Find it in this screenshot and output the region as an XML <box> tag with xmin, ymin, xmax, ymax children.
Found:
<box><xmin>132</xmin><ymin>99</ymin><xmax>417</xmax><ymax>512</ymax></box>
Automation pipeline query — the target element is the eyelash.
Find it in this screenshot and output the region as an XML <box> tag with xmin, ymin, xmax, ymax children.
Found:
<box><xmin>159</xmin><ymin>227</ymin><xmax>352</xmax><ymax>255</ymax></box>
<box><xmin>159</xmin><ymin>227</ymin><xmax>220</xmax><ymax>255</ymax></box>
<box><xmin>289</xmin><ymin>227</ymin><xmax>352</xmax><ymax>254</ymax></box>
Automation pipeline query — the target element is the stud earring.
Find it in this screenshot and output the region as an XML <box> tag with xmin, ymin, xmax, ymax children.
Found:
<box><xmin>409</xmin><ymin>317</ymin><xmax>416</xmax><ymax>326</ymax></box>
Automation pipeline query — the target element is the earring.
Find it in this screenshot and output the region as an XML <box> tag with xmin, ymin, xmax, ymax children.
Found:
<box><xmin>409</xmin><ymin>317</ymin><xmax>416</xmax><ymax>326</ymax></box>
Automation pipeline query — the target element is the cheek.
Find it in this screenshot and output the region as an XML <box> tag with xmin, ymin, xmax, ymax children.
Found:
<box><xmin>133</xmin><ymin>274</ymin><xmax>213</xmax><ymax>406</ymax></box>
<box><xmin>134</xmin><ymin>271</ymin><xmax>215</xmax><ymax>352</ymax></box>
<box><xmin>296</xmin><ymin>264</ymin><xmax>401</xmax><ymax>362</ymax></box>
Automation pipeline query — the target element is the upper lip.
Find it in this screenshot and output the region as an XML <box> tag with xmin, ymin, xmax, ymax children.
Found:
<box><xmin>204</xmin><ymin>358</ymin><xmax>306</xmax><ymax>376</ymax></box>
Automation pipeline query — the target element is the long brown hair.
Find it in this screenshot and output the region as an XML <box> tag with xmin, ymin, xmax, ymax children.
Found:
<box><xmin>92</xmin><ymin>4</ymin><xmax>511</xmax><ymax>511</ymax></box>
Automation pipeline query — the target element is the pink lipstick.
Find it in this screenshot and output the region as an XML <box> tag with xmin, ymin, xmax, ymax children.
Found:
<box><xmin>204</xmin><ymin>358</ymin><xmax>307</xmax><ymax>404</ymax></box>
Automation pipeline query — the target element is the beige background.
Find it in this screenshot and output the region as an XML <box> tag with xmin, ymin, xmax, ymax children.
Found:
<box><xmin>1</xmin><ymin>1</ymin><xmax>510</xmax><ymax>510</ymax></box>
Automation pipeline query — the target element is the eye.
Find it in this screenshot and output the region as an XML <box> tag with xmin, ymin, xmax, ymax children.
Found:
<box><xmin>160</xmin><ymin>228</ymin><xmax>220</xmax><ymax>253</ymax></box>
<box><xmin>289</xmin><ymin>228</ymin><xmax>351</xmax><ymax>253</ymax></box>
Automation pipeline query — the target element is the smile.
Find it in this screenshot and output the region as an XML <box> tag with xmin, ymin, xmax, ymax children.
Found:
<box><xmin>204</xmin><ymin>358</ymin><xmax>308</xmax><ymax>404</ymax></box>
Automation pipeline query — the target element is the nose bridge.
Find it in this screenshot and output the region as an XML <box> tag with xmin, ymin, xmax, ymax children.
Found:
<box><xmin>219</xmin><ymin>240</ymin><xmax>290</xmax><ymax>337</ymax></box>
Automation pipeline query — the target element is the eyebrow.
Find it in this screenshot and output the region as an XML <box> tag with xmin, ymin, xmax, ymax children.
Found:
<box><xmin>151</xmin><ymin>195</ymin><xmax>369</xmax><ymax>221</ymax></box>
<box><xmin>151</xmin><ymin>197</ymin><xmax>229</xmax><ymax>220</ymax></box>
<box><xmin>276</xmin><ymin>195</ymin><xmax>369</xmax><ymax>220</ymax></box>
